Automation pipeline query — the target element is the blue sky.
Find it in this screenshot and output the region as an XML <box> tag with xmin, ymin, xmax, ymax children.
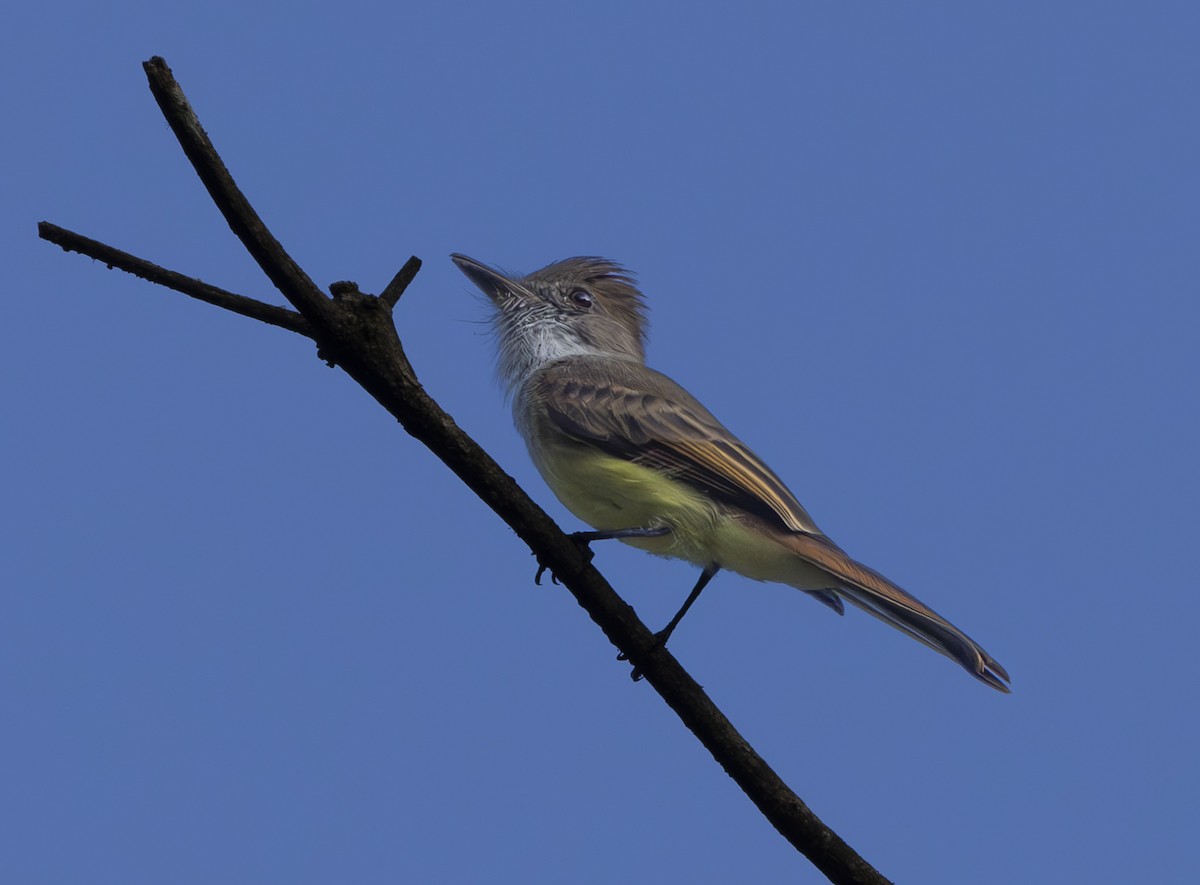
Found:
<box><xmin>5</xmin><ymin>3</ymin><xmax>1198</xmax><ymax>883</ymax></box>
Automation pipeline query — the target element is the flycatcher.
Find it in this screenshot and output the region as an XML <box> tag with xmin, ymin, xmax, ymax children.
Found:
<box><xmin>452</xmin><ymin>253</ymin><xmax>1009</xmax><ymax>692</ymax></box>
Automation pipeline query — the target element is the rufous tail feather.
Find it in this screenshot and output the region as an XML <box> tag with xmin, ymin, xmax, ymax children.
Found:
<box><xmin>784</xmin><ymin>533</ymin><xmax>1010</xmax><ymax>692</ymax></box>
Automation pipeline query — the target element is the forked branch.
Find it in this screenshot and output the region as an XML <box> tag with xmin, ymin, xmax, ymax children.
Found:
<box><xmin>37</xmin><ymin>56</ymin><xmax>892</xmax><ymax>885</ymax></box>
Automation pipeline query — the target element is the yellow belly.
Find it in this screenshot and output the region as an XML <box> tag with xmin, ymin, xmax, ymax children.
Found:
<box><xmin>531</xmin><ymin>442</ymin><xmax>832</xmax><ymax>590</ymax></box>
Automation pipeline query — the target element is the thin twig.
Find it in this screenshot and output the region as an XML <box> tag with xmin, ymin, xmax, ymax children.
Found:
<box><xmin>37</xmin><ymin>222</ymin><xmax>311</xmax><ymax>335</ymax></box>
<box><xmin>142</xmin><ymin>56</ymin><xmax>330</xmax><ymax>323</ymax></box>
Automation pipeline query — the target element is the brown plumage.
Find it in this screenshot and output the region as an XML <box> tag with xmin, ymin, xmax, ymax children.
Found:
<box><xmin>453</xmin><ymin>253</ymin><xmax>1010</xmax><ymax>692</ymax></box>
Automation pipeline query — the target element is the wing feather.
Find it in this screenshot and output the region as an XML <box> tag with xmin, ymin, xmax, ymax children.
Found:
<box><xmin>784</xmin><ymin>532</ymin><xmax>1011</xmax><ymax>691</ymax></box>
<box><xmin>536</xmin><ymin>365</ymin><xmax>821</xmax><ymax>534</ymax></box>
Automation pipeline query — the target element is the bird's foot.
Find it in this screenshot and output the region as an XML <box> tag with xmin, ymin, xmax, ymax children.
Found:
<box><xmin>533</xmin><ymin>526</ymin><xmax>669</xmax><ymax>585</ymax></box>
<box><xmin>616</xmin><ymin>629</ymin><xmax>670</xmax><ymax>682</ymax></box>
<box><xmin>533</xmin><ymin>532</ymin><xmax>597</xmax><ymax>585</ymax></box>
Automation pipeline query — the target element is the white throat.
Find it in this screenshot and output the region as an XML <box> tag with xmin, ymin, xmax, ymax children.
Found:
<box><xmin>497</xmin><ymin>316</ymin><xmax>604</xmax><ymax>392</ymax></box>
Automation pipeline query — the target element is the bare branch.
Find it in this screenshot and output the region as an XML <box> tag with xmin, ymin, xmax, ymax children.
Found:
<box><xmin>38</xmin><ymin>57</ymin><xmax>894</xmax><ymax>885</ymax></box>
<box><xmin>141</xmin><ymin>56</ymin><xmax>330</xmax><ymax>323</ymax></box>
<box><xmin>37</xmin><ymin>222</ymin><xmax>311</xmax><ymax>335</ymax></box>
<box><xmin>380</xmin><ymin>256</ymin><xmax>422</xmax><ymax>310</ymax></box>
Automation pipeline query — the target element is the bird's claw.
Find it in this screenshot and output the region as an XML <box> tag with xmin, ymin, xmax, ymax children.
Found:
<box><xmin>533</xmin><ymin>556</ymin><xmax>558</xmax><ymax>586</ymax></box>
<box><xmin>617</xmin><ymin>629</ymin><xmax>670</xmax><ymax>682</ymax></box>
<box><xmin>615</xmin><ymin>650</ymin><xmax>645</xmax><ymax>681</ymax></box>
<box><xmin>533</xmin><ymin>533</ymin><xmax>597</xmax><ymax>585</ymax></box>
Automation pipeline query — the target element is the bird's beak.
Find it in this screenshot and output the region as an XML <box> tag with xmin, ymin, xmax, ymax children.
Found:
<box><xmin>450</xmin><ymin>253</ymin><xmax>535</xmax><ymax>305</ymax></box>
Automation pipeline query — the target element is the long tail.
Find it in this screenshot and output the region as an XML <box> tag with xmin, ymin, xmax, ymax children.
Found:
<box><xmin>784</xmin><ymin>532</ymin><xmax>1010</xmax><ymax>692</ymax></box>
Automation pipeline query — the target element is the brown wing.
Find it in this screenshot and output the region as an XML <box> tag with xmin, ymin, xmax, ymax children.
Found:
<box><xmin>531</xmin><ymin>359</ymin><xmax>822</xmax><ymax>535</ymax></box>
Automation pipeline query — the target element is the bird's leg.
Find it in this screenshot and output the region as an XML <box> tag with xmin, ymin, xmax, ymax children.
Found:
<box><xmin>533</xmin><ymin>525</ymin><xmax>672</xmax><ymax>585</ymax></box>
<box><xmin>656</xmin><ymin>563</ymin><xmax>720</xmax><ymax>646</ymax></box>
<box><xmin>620</xmin><ymin>563</ymin><xmax>720</xmax><ymax>681</ymax></box>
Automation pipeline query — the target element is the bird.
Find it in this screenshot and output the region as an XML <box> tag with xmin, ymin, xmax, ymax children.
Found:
<box><xmin>451</xmin><ymin>253</ymin><xmax>1010</xmax><ymax>692</ymax></box>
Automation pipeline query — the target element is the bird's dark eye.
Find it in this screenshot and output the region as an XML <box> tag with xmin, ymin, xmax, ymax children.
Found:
<box><xmin>569</xmin><ymin>289</ymin><xmax>594</xmax><ymax>310</ymax></box>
